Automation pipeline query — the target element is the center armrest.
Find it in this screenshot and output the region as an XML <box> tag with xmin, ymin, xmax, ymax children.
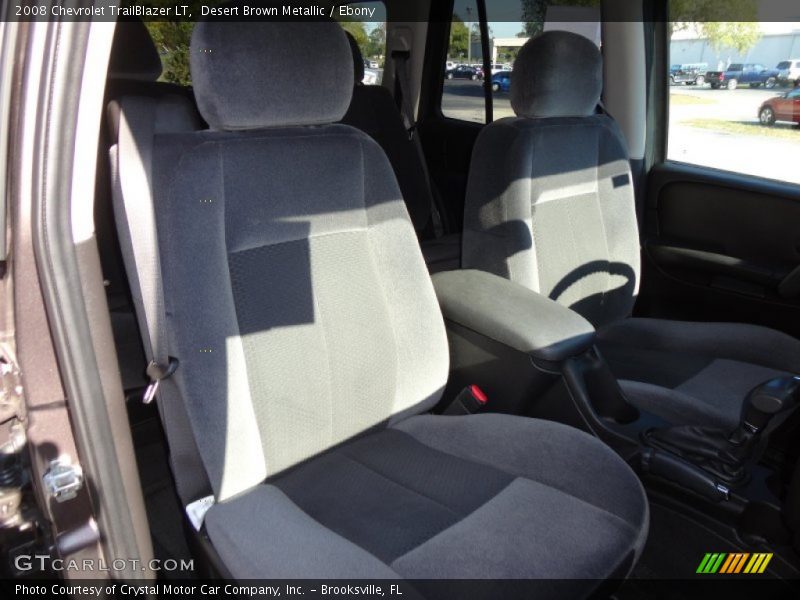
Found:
<box><xmin>431</xmin><ymin>270</ymin><xmax>595</xmax><ymax>363</ymax></box>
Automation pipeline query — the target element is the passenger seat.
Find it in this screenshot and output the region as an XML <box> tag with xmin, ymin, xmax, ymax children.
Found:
<box><xmin>341</xmin><ymin>33</ymin><xmax>461</xmax><ymax>273</ymax></box>
<box><xmin>112</xmin><ymin>15</ymin><xmax>648</xmax><ymax>587</ymax></box>
<box><xmin>461</xmin><ymin>31</ymin><xmax>800</xmax><ymax>430</ymax></box>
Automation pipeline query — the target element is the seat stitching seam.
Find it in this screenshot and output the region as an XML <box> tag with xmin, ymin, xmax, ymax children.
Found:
<box><xmin>394</xmin><ymin>428</ymin><xmax>639</xmax><ymax>530</ymax></box>
<box><xmin>337</xmin><ymin>452</ymin><xmax>467</xmax><ymax>519</ymax></box>
<box><xmin>229</xmin><ymin>228</ymin><xmax>369</xmax><ymax>256</ymax></box>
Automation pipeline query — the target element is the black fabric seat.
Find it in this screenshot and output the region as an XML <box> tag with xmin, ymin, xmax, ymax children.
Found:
<box><xmin>341</xmin><ymin>33</ymin><xmax>461</xmax><ymax>273</ymax></box>
<box><xmin>208</xmin><ymin>413</ymin><xmax>648</xmax><ymax>584</ymax></box>
<box><xmin>460</xmin><ymin>31</ymin><xmax>800</xmax><ymax>430</ymax></box>
<box><xmin>113</xmin><ymin>11</ymin><xmax>648</xmax><ymax>589</ymax></box>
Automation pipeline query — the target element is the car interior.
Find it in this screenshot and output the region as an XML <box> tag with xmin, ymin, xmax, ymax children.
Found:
<box><xmin>4</xmin><ymin>0</ymin><xmax>800</xmax><ymax>596</ymax></box>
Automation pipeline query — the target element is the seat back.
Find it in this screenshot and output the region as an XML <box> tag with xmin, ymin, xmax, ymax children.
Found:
<box><xmin>341</xmin><ymin>33</ymin><xmax>436</xmax><ymax>237</ymax></box>
<box><xmin>462</xmin><ymin>31</ymin><xmax>640</xmax><ymax>329</ymax></box>
<box><xmin>137</xmin><ymin>15</ymin><xmax>448</xmax><ymax>501</ymax></box>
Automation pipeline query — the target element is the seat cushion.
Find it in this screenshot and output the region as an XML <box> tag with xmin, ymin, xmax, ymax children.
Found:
<box><xmin>205</xmin><ymin>414</ymin><xmax>648</xmax><ymax>589</ymax></box>
<box><xmin>598</xmin><ymin>318</ymin><xmax>800</xmax><ymax>429</ymax></box>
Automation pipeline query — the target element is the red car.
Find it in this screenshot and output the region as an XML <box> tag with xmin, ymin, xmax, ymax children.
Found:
<box><xmin>758</xmin><ymin>88</ymin><xmax>800</xmax><ymax>125</ymax></box>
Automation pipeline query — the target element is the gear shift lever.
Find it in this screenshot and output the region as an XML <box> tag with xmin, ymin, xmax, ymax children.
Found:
<box><xmin>723</xmin><ymin>376</ymin><xmax>800</xmax><ymax>467</ymax></box>
<box><xmin>643</xmin><ymin>376</ymin><xmax>800</xmax><ymax>489</ymax></box>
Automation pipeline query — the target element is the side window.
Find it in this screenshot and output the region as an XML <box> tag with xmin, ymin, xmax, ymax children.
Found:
<box><xmin>666</xmin><ymin>7</ymin><xmax>800</xmax><ymax>185</ymax></box>
<box><xmin>442</xmin><ymin>0</ymin><xmax>486</xmax><ymax>123</ymax></box>
<box><xmin>440</xmin><ymin>0</ymin><xmax>600</xmax><ymax>124</ymax></box>
<box><xmin>336</xmin><ymin>1</ymin><xmax>387</xmax><ymax>86</ymax></box>
<box><xmin>145</xmin><ymin>22</ymin><xmax>195</xmax><ymax>86</ymax></box>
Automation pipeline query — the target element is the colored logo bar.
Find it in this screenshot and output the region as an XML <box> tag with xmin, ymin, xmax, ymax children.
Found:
<box><xmin>696</xmin><ymin>552</ymin><xmax>773</xmax><ymax>574</ymax></box>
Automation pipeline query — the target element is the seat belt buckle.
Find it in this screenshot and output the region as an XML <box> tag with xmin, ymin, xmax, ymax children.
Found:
<box><xmin>443</xmin><ymin>385</ymin><xmax>489</xmax><ymax>415</ymax></box>
<box><xmin>143</xmin><ymin>357</ymin><xmax>179</xmax><ymax>404</ymax></box>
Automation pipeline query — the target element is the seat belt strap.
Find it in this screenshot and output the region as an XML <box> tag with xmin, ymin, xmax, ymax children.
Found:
<box><xmin>392</xmin><ymin>51</ymin><xmax>446</xmax><ymax>238</ymax></box>
<box><xmin>111</xmin><ymin>95</ymin><xmax>212</xmax><ymax>505</ymax></box>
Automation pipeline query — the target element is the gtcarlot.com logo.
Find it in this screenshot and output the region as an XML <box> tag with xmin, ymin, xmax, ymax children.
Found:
<box><xmin>14</xmin><ymin>554</ymin><xmax>194</xmax><ymax>573</ymax></box>
<box><xmin>696</xmin><ymin>552</ymin><xmax>773</xmax><ymax>575</ymax></box>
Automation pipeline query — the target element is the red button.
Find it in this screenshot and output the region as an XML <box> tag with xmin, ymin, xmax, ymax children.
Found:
<box><xmin>469</xmin><ymin>384</ymin><xmax>488</xmax><ymax>405</ymax></box>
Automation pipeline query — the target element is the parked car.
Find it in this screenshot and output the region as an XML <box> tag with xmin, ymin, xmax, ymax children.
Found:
<box><xmin>758</xmin><ymin>88</ymin><xmax>800</xmax><ymax>126</ymax></box>
<box><xmin>669</xmin><ymin>63</ymin><xmax>708</xmax><ymax>85</ymax></box>
<box><xmin>491</xmin><ymin>71</ymin><xmax>511</xmax><ymax>93</ymax></box>
<box><xmin>362</xmin><ymin>68</ymin><xmax>380</xmax><ymax>86</ymax></box>
<box><xmin>369</xmin><ymin>60</ymin><xmax>379</xmax><ymax>69</ymax></box>
<box><xmin>706</xmin><ymin>63</ymin><xmax>779</xmax><ymax>90</ymax></box>
<box><xmin>775</xmin><ymin>59</ymin><xmax>800</xmax><ymax>87</ymax></box>
<box><xmin>446</xmin><ymin>65</ymin><xmax>481</xmax><ymax>80</ymax></box>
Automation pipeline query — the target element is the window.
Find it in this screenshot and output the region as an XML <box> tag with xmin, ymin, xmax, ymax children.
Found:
<box><xmin>666</xmin><ymin>8</ymin><xmax>800</xmax><ymax>184</ymax></box>
<box><xmin>336</xmin><ymin>1</ymin><xmax>387</xmax><ymax>86</ymax></box>
<box><xmin>442</xmin><ymin>0</ymin><xmax>486</xmax><ymax>123</ymax></box>
<box><xmin>440</xmin><ymin>0</ymin><xmax>600</xmax><ymax>124</ymax></box>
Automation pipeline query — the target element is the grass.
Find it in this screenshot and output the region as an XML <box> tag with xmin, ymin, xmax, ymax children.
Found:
<box><xmin>682</xmin><ymin>118</ymin><xmax>800</xmax><ymax>140</ymax></box>
<box><xmin>669</xmin><ymin>93</ymin><xmax>717</xmax><ymax>106</ymax></box>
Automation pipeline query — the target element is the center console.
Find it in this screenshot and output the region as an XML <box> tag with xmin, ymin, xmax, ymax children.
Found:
<box><xmin>432</xmin><ymin>270</ymin><xmax>800</xmax><ymax>508</ymax></box>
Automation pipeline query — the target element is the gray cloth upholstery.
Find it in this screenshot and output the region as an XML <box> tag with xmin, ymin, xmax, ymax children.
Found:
<box><xmin>461</xmin><ymin>31</ymin><xmax>800</xmax><ymax>430</ymax></box>
<box><xmin>153</xmin><ymin>124</ymin><xmax>449</xmax><ymax>500</ymax></box>
<box><xmin>206</xmin><ymin>414</ymin><xmax>648</xmax><ymax>586</ymax></box>
<box><xmin>599</xmin><ymin>318</ymin><xmax>800</xmax><ymax>429</ymax></box>
<box><xmin>108</xmin><ymin>18</ymin><xmax>162</xmax><ymax>81</ymax></box>
<box><xmin>121</xmin><ymin>19</ymin><xmax>650</xmax><ymax>584</ymax></box>
<box><xmin>462</xmin><ymin>114</ymin><xmax>640</xmax><ymax>329</ymax></box>
<box><xmin>432</xmin><ymin>270</ymin><xmax>595</xmax><ymax>362</ymax></box>
<box><xmin>511</xmin><ymin>31</ymin><xmax>602</xmax><ymax>119</ymax></box>
<box><xmin>191</xmin><ymin>16</ymin><xmax>353</xmax><ymax>130</ymax></box>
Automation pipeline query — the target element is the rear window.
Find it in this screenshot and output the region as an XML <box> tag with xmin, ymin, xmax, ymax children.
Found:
<box><xmin>728</xmin><ymin>63</ymin><xmax>743</xmax><ymax>71</ymax></box>
<box><xmin>777</xmin><ymin>61</ymin><xmax>791</xmax><ymax>69</ymax></box>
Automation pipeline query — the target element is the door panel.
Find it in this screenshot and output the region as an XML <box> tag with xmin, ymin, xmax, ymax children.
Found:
<box><xmin>639</xmin><ymin>162</ymin><xmax>800</xmax><ymax>338</ymax></box>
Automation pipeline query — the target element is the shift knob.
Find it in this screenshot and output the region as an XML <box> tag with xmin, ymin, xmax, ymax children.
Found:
<box><xmin>741</xmin><ymin>376</ymin><xmax>800</xmax><ymax>432</ymax></box>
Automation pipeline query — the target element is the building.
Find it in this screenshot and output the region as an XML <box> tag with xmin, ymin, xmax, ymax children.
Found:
<box><xmin>671</xmin><ymin>24</ymin><xmax>800</xmax><ymax>70</ymax></box>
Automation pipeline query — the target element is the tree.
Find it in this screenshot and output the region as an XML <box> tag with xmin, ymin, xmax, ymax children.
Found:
<box><xmin>340</xmin><ymin>21</ymin><xmax>369</xmax><ymax>51</ymax></box>
<box><xmin>146</xmin><ymin>21</ymin><xmax>193</xmax><ymax>86</ymax></box>
<box><xmin>520</xmin><ymin>0</ymin><xmax>600</xmax><ymax>38</ymax></box>
<box><xmin>366</xmin><ymin>23</ymin><xmax>386</xmax><ymax>61</ymax></box>
<box><xmin>671</xmin><ymin>0</ymin><xmax>760</xmax><ymax>54</ymax></box>
<box><xmin>519</xmin><ymin>0</ymin><xmax>761</xmax><ymax>56</ymax></box>
<box><xmin>449</xmin><ymin>16</ymin><xmax>469</xmax><ymax>59</ymax></box>
<box><xmin>140</xmin><ymin>0</ymin><xmax>207</xmax><ymax>86</ymax></box>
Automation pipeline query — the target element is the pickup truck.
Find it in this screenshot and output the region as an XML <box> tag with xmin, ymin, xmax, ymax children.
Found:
<box><xmin>706</xmin><ymin>63</ymin><xmax>779</xmax><ymax>90</ymax></box>
<box><xmin>670</xmin><ymin>63</ymin><xmax>708</xmax><ymax>85</ymax></box>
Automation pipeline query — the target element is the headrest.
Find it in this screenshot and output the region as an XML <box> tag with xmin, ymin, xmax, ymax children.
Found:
<box><xmin>108</xmin><ymin>18</ymin><xmax>162</xmax><ymax>81</ymax></box>
<box><xmin>345</xmin><ymin>32</ymin><xmax>365</xmax><ymax>85</ymax></box>
<box><xmin>511</xmin><ymin>31</ymin><xmax>602</xmax><ymax>119</ymax></box>
<box><xmin>191</xmin><ymin>11</ymin><xmax>354</xmax><ymax>130</ymax></box>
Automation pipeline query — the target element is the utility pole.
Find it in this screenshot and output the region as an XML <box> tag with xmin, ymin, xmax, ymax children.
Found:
<box><xmin>466</xmin><ymin>6</ymin><xmax>473</xmax><ymax>64</ymax></box>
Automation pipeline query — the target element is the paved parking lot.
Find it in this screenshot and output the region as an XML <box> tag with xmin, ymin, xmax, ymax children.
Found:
<box><xmin>668</xmin><ymin>85</ymin><xmax>800</xmax><ymax>184</ymax></box>
<box><xmin>441</xmin><ymin>80</ymin><xmax>800</xmax><ymax>185</ymax></box>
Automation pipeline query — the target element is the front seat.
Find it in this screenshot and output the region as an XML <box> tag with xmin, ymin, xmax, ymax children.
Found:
<box><xmin>116</xmin><ymin>15</ymin><xmax>648</xmax><ymax>587</ymax></box>
<box><xmin>461</xmin><ymin>31</ymin><xmax>800</xmax><ymax>431</ymax></box>
<box><xmin>340</xmin><ymin>32</ymin><xmax>462</xmax><ymax>273</ymax></box>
